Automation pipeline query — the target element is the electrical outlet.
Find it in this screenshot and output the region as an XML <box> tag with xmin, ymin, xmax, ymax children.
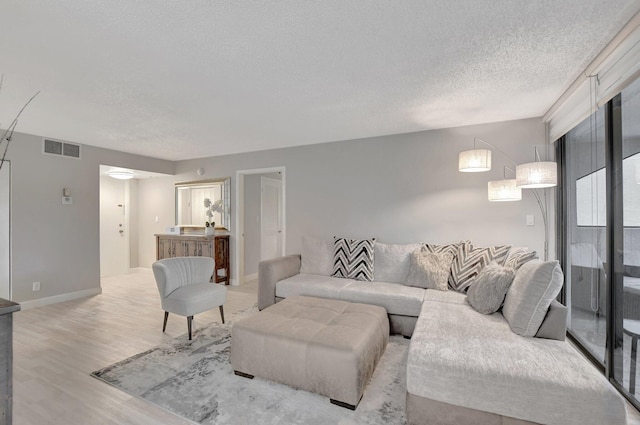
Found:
<box><xmin>32</xmin><ymin>281</ymin><xmax>41</xmax><ymax>291</ymax></box>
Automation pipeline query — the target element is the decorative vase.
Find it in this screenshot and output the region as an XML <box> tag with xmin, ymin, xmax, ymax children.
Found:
<box><xmin>205</xmin><ymin>224</ymin><xmax>215</xmax><ymax>236</ymax></box>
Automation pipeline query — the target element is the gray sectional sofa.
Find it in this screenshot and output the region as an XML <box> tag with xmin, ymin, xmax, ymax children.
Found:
<box><xmin>257</xmin><ymin>237</ymin><xmax>628</xmax><ymax>425</ymax></box>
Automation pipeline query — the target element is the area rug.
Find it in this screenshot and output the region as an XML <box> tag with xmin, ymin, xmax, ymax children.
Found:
<box><xmin>91</xmin><ymin>309</ymin><xmax>409</xmax><ymax>425</ymax></box>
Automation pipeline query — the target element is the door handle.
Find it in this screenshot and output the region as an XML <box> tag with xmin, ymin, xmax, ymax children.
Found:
<box><xmin>119</xmin><ymin>230</ymin><xmax>124</xmax><ymax>234</ymax></box>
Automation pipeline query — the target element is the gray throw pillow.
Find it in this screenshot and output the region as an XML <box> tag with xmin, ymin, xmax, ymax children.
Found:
<box><xmin>405</xmin><ymin>249</ymin><xmax>453</xmax><ymax>291</ymax></box>
<box><xmin>466</xmin><ymin>261</ymin><xmax>516</xmax><ymax>314</ymax></box>
<box><xmin>502</xmin><ymin>260</ymin><xmax>564</xmax><ymax>337</ymax></box>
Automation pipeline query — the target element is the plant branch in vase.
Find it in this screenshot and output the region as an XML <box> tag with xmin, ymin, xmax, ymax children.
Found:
<box><xmin>203</xmin><ymin>198</ymin><xmax>224</xmax><ymax>235</ymax></box>
<box><xmin>0</xmin><ymin>75</ymin><xmax>40</xmax><ymax>170</ymax></box>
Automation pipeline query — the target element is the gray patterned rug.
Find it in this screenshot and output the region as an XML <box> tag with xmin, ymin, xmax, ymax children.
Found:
<box><xmin>91</xmin><ymin>310</ymin><xmax>409</xmax><ymax>425</ymax></box>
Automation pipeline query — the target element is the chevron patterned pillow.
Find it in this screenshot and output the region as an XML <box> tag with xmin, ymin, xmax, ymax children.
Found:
<box><xmin>424</xmin><ymin>241</ymin><xmax>466</xmax><ymax>256</ymax></box>
<box><xmin>332</xmin><ymin>237</ymin><xmax>376</xmax><ymax>281</ymax></box>
<box><xmin>504</xmin><ymin>249</ymin><xmax>538</xmax><ymax>270</ymax></box>
<box><xmin>449</xmin><ymin>242</ymin><xmax>512</xmax><ymax>292</ymax></box>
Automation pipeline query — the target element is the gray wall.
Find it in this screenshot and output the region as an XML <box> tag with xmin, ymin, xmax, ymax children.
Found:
<box><xmin>158</xmin><ymin>117</ymin><xmax>549</xmax><ymax>283</ymax></box>
<box><xmin>8</xmin><ymin>116</ymin><xmax>552</xmax><ymax>301</ymax></box>
<box><xmin>9</xmin><ymin>131</ymin><xmax>173</xmax><ymax>303</ymax></box>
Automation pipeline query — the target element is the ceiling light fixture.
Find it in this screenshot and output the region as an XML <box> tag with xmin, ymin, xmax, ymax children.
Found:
<box><xmin>107</xmin><ymin>170</ymin><xmax>135</xmax><ymax>180</ymax></box>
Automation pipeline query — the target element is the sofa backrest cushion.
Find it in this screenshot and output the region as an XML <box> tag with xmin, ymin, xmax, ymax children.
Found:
<box><xmin>502</xmin><ymin>260</ymin><xmax>564</xmax><ymax>337</ymax></box>
<box><xmin>300</xmin><ymin>236</ymin><xmax>334</xmax><ymax>275</ymax></box>
<box><xmin>373</xmin><ymin>242</ymin><xmax>421</xmax><ymax>284</ymax></box>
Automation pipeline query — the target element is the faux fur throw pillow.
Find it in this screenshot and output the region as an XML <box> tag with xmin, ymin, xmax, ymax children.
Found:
<box><xmin>405</xmin><ymin>248</ymin><xmax>453</xmax><ymax>291</ymax></box>
<box><xmin>467</xmin><ymin>261</ymin><xmax>516</xmax><ymax>314</ymax></box>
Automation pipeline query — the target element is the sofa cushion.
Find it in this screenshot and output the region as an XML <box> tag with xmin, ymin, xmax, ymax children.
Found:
<box><xmin>423</xmin><ymin>290</ymin><xmax>467</xmax><ymax>304</ymax></box>
<box><xmin>276</xmin><ymin>273</ymin><xmax>355</xmax><ymax>300</ymax></box>
<box><xmin>373</xmin><ymin>242</ymin><xmax>421</xmax><ymax>284</ymax></box>
<box><xmin>339</xmin><ymin>281</ymin><xmax>425</xmax><ymax>316</ymax></box>
<box><xmin>449</xmin><ymin>242</ymin><xmax>511</xmax><ymax>292</ymax></box>
<box><xmin>405</xmin><ymin>249</ymin><xmax>453</xmax><ymax>291</ymax></box>
<box><xmin>502</xmin><ymin>260</ymin><xmax>564</xmax><ymax>337</ymax></box>
<box><xmin>300</xmin><ymin>236</ymin><xmax>334</xmax><ymax>275</ymax></box>
<box><xmin>466</xmin><ymin>261</ymin><xmax>515</xmax><ymax>314</ymax></box>
<box><xmin>332</xmin><ymin>237</ymin><xmax>376</xmax><ymax>281</ymax></box>
<box><xmin>407</xmin><ymin>300</ymin><xmax>628</xmax><ymax>425</ymax></box>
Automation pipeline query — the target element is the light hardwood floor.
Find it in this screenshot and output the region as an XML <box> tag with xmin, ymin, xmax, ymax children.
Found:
<box><xmin>12</xmin><ymin>270</ymin><xmax>640</xmax><ymax>424</ymax></box>
<box><xmin>13</xmin><ymin>269</ymin><xmax>256</xmax><ymax>425</ymax></box>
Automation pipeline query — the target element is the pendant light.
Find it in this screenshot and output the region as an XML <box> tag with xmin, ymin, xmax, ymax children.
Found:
<box><xmin>458</xmin><ymin>138</ymin><xmax>492</xmax><ymax>172</ymax></box>
<box><xmin>516</xmin><ymin>147</ymin><xmax>557</xmax><ymax>188</ymax></box>
<box><xmin>488</xmin><ymin>167</ymin><xmax>521</xmax><ymax>201</ymax></box>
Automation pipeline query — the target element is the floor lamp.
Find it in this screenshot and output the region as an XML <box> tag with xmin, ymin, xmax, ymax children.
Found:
<box><xmin>459</xmin><ymin>138</ymin><xmax>557</xmax><ymax>261</ymax></box>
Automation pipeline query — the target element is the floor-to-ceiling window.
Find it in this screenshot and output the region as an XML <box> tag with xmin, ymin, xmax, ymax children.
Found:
<box><xmin>564</xmin><ymin>103</ymin><xmax>607</xmax><ymax>365</ymax></box>
<box><xmin>560</xmin><ymin>76</ymin><xmax>640</xmax><ymax>406</ymax></box>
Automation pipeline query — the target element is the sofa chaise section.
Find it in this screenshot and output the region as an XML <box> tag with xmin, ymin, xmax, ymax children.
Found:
<box><xmin>406</xmin><ymin>299</ymin><xmax>628</xmax><ymax>425</ymax></box>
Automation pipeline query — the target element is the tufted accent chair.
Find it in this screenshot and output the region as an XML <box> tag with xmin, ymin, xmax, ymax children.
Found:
<box><xmin>152</xmin><ymin>256</ymin><xmax>227</xmax><ymax>340</ymax></box>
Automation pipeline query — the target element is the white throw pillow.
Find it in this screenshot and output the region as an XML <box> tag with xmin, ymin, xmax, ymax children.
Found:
<box><xmin>300</xmin><ymin>236</ymin><xmax>334</xmax><ymax>276</ymax></box>
<box><xmin>373</xmin><ymin>242</ymin><xmax>422</xmax><ymax>283</ymax></box>
<box><xmin>502</xmin><ymin>260</ymin><xmax>564</xmax><ymax>337</ymax></box>
<box><xmin>405</xmin><ymin>249</ymin><xmax>453</xmax><ymax>291</ymax></box>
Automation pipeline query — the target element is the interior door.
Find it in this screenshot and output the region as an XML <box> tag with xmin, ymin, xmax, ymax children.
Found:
<box><xmin>100</xmin><ymin>176</ymin><xmax>129</xmax><ymax>277</ymax></box>
<box><xmin>260</xmin><ymin>177</ymin><xmax>283</xmax><ymax>261</ymax></box>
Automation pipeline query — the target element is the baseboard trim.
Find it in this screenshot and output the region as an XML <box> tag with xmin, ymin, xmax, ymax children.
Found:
<box><xmin>19</xmin><ymin>288</ymin><xmax>102</xmax><ymax>310</ymax></box>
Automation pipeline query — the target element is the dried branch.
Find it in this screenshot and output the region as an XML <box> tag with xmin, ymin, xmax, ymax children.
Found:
<box><xmin>0</xmin><ymin>90</ymin><xmax>40</xmax><ymax>170</ymax></box>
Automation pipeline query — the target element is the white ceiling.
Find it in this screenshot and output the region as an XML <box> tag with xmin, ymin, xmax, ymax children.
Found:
<box><xmin>1</xmin><ymin>1</ymin><xmax>639</xmax><ymax>161</ymax></box>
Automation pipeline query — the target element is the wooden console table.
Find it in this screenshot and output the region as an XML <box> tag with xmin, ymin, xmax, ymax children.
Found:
<box><xmin>155</xmin><ymin>233</ymin><xmax>230</xmax><ymax>285</ymax></box>
<box><xmin>0</xmin><ymin>299</ymin><xmax>19</xmax><ymax>425</ymax></box>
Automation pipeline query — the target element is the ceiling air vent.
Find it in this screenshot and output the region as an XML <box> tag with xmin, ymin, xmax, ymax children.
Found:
<box><xmin>42</xmin><ymin>138</ymin><xmax>81</xmax><ymax>159</ymax></box>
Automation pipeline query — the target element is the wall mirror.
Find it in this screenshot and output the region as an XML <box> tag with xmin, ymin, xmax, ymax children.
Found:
<box><xmin>175</xmin><ymin>178</ymin><xmax>231</xmax><ymax>230</ymax></box>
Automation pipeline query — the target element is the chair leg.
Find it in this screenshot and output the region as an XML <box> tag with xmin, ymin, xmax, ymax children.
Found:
<box><xmin>187</xmin><ymin>316</ymin><xmax>193</xmax><ymax>340</ymax></box>
<box><xmin>162</xmin><ymin>311</ymin><xmax>169</xmax><ymax>333</ymax></box>
<box><xmin>219</xmin><ymin>305</ymin><xmax>225</xmax><ymax>324</ymax></box>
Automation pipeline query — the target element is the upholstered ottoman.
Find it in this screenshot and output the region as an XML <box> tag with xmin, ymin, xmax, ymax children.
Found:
<box><xmin>231</xmin><ymin>295</ymin><xmax>389</xmax><ymax>409</ymax></box>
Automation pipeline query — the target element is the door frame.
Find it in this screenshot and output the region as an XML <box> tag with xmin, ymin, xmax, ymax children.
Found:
<box><xmin>235</xmin><ymin>166</ymin><xmax>286</xmax><ymax>286</ymax></box>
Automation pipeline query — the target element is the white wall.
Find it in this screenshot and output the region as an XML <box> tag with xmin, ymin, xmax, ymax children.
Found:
<box><xmin>150</xmin><ymin>118</ymin><xmax>549</xmax><ymax>283</ymax></box>
<box><xmin>136</xmin><ymin>176</ymin><xmax>176</xmax><ymax>269</ymax></box>
<box><xmin>8</xmin><ymin>131</ymin><xmax>173</xmax><ymax>304</ymax></box>
<box><xmin>243</xmin><ymin>174</ymin><xmax>261</xmax><ymax>277</ymax></box>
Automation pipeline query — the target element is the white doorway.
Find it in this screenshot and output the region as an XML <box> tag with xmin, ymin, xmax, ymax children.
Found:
<box><xmin>100</xmin><ymin>175</ymin><xmax>130</xmax><ymax>277</ymax></box>
<box><xmin>260</xmin><ymin>176</ymin><xmax>283</xmax><ymax>262</ymax></box>
<box><xmin>235</xmin><ymin>167</ymin><xmax>286</xmax><ymax>286</ymax></box>
<box><xmin>0</xmin><ymin>162</ymin><xmax>11</xmax><ymax>300</ymax></box>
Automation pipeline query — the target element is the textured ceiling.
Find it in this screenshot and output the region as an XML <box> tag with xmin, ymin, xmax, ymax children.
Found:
<box><xmin>1</xmin><ymin>1</ymin><xmax>639</xmax><ymax>161</ymax></box>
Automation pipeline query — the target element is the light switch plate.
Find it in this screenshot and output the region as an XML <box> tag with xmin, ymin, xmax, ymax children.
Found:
<box><xmin>62</xmin><ymin>196</ymin><xmax>73</xmax><ymax>205</ymax></box>
<box><xmin>526</xmin><ymin>215</ymin><xmax>535</xmax><ymax>226</ymax></box>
